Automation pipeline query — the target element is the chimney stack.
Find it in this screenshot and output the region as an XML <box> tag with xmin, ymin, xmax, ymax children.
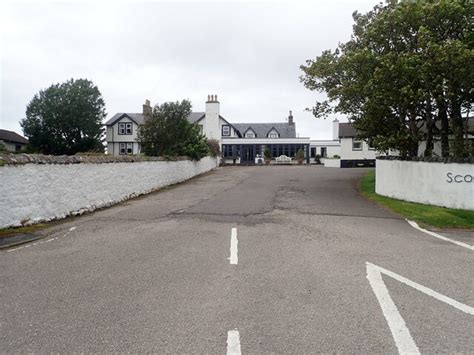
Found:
<box><xmin>288</xmin><ymin>110</ymin><xmax>294</xmax><ymax>126</ymax></box>
<box><xmin>206</xmin><ymin>94</ymin><xmax>219</xmax><ymax>103</ymax></box>
<box><xmin>143</xmin><ymin>99</ymin><xmax>152</xmax><ymax>116</ymax></box>
<box><xmin>333</xmin><ymin>119</ymin><xmax>340</xmax><ymax>140</ymax></box>
<box><xmin>204</xmin><ymin>94</ymin><xmax>221</xmax><ymax>140</ymax></box>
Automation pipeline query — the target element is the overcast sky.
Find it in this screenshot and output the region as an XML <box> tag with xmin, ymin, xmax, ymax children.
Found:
<box><xmin>1</xmin><ymin>0</ymin><xmax>377</xmax><ymax>139</ymax></box>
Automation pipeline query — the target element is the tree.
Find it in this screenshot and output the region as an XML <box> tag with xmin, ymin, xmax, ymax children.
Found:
<box><xmin>300</xmin><ymin>0</ymin><xmax>473</xmax><ymax>157</ymax></box>
<box><xmin>21</xmin><ymin>78</ymin><xmax>106</xmax><ymax>155</ymax></box>
<box><xmin>137</xmin><ymin>100</ymin><xmax>209</xmax><ymax>160</ymax></box>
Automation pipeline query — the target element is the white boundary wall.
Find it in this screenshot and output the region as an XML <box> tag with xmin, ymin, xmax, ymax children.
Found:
<box><xmin>323</xmin><ymin>159</ymin><xmax>341</xmax><ymax>168</ymax></box>
<box><xmin>0</xmin><ymin>157</ymin><xmax>217</xmax><ymax>228</ymax></box>
<box><xmin>376</xmin><ymin>159</ymin><xmax>474</xmax><ymax>210</ymax></box>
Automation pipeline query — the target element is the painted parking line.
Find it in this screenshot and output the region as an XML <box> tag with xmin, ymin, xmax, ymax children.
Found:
<box><xmin>6</xmin><ymin>226</ymin><xmax>77</xmax><ymax>253</ymax></box>
<box><xmin>229</xmin><ymin>227</ymin><xmax>238</xmax><ymax>265</ymax></box>
<box><xmin>367</xmin><ymin>262</ymin><xmax>474</xmax><ymax>355</ymax></box>
<box><xmin>407</xmin><ymin>220</ymin><xmax>474</xmax><ymax>251</ymax></box>
<box><xmin>227</xmin><ymin>329</ymin><xmax>241</xmax><ymax>355</ymax></box>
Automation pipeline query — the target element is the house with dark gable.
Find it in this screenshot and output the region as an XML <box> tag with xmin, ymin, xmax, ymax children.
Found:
<box><xmin>0</xmin><ymin>129</ymin><xmax>28</xmax><ymax>152</ymax></box>
<box><xmin>105</xmin><ymin>95</ymin><xmax>312</xmax><ymax>164</ymax></box>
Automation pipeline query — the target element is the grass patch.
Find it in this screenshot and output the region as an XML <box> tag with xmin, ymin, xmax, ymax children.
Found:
<box><xmin>0</xmin><ymin>224</ymin><xmax>47</xmax><ymax>238</ymax></box>
<box><xmin>359</xmin><ymin>170</ymin><xmax>474</xmax><ymax>229</ymax></box>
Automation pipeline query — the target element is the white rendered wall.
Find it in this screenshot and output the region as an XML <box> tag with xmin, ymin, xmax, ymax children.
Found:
<box><xmin>0</xmin><ymin>157</ymin><xmax>218</xmax><ymax>228</ymax></box>
<box><xmin>324</xmin><ymin>159</ymin><xmax>341</xmax><ymax>168</ymax></box>
<box><xmin>340</xmin><ymin>138</ymin><xmax>378</xmax><ymax>160</ymax></box>
<box><xmin>376</xmin><ymin>159</ymin><xmax>474</xmax><ymax>210</ymax></box>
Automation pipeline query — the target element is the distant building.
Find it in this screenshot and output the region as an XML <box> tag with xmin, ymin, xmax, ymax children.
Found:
<box><xmin>105</xmin><ymin>95</ymin><xmax>311</xmax><ymax>164</ymax></box>
<box><xmin>0</xmin><ymin>129</ymin><xmax>28</xmax><ymax>152</ymax></box>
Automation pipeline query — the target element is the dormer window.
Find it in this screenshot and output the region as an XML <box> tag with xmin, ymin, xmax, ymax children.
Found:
<box><xmin>243</xmin><ymin>128</ymin><xmax>256</xmax><ymax>138</ymax></box>
<box><xmin>267</xmin><ymin>129</ymin><xmax>279</xmax><ymax>138</ymax></box>
<box><xmin>118</xmin><ymin>122</ymin><xmax>133</xmax><ymax>135</ymax></box>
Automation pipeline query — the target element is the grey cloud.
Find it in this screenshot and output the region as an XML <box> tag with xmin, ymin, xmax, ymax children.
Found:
<box><xmin>1</xmin><ymin>1</ymin><xmax>376</xmax><ymax>139</ymax></box>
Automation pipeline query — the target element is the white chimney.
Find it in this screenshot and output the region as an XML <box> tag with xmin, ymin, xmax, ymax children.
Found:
<box><xmin>204</xmin><ymin>94</ymin><xmax>221</xmax><ymax>140</ymax></box>
<box><xmin>333</xmin><ymin>119</ymin><xmax>339</xmax><ymax>141</ymax></box>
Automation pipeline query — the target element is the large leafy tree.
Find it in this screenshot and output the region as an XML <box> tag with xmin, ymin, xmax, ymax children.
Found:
<box><xmin>138</xmin><ymin>100</ymin><xmax>209</xmax><ymax>160</ymax></box>
<box><xmin>21</xmin><ymin>78</ymin><xmax>106</xmax><ymax>155</ymax></box>
<box><xmin>300</xmin><ymin>0</ymin><xmax>473</xmax><ymax>157</ymax></box>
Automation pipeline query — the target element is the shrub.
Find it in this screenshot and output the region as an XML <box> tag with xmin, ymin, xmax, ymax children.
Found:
<box><xmin>296</xmin><ymin>149</ymin><xmax>305</xmax><ymax>160</ymax></box>
<box><xmin>332</xmin><ymin>154</ymin><xmax>340</xmax><ymax>159</ymax></box>
<box><xmin>207</xmin><ymin>139</ymin><xmax>221</xmax><ymax>157</ymax></box>
<box><xmin>315</xmin><ymin>154</ymin><xmax>322</xmax><ymax>164</ymax></box>
<box><xmin>264</xmin><ymin>147</ymin><xmax>271</xmax><ymax>159</ymax></box>
<box><xmin>0</xmin><ymin>143</ymin><xmax>7</xmax><ymax>152</ymax></box>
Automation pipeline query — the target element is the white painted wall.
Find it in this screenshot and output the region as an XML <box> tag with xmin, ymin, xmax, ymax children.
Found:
<box><xmin>340</xmin><ymin>138</ymin><xmax>378</xmax><ymax>160</ymax></box>
<box><xmin>0</xmin><ymin>140</ymin><xmax>26</xmax><ymax>152</ymax></box>
<box><xmin>0</xmin><ymin>157</ymin><xmax>218</xmax><ymax>228</ymax></box>
<box><xmin>324</xmin><ymin>158</ymin><xmax>341</xmax><ymax>168</ymax></box>
<box><xmin>376</xmin><ymin>159</ymin><xmax>474</xmax><ymax>210</ymax></box>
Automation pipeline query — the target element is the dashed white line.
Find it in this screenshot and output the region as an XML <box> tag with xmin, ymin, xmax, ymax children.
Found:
<box><xmin>407</xmin><ymin>220</ymin><xmax>474</xmax><ymax>251</ymax></box>
<box><xmin>6</xmin><ymin>226</ymin><xmax>77</xmax><ymax>253</ymax></box>
<box><xmin>229</xmin><ymin>227</ymin><xmax>238</xmax><ymax>265</ymax></box>
<box><xmin>227</xmin><ymin>329</ymin><xmax>241</xmax><ymax>355</ymax></box>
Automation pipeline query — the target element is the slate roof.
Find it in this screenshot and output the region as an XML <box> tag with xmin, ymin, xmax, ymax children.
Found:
<box><xmin>0</xmin><ymin>129</ymin><xmax>28</xmax><ymax>144</ymax></box>
<box><xmin>338</xmin><ymin>122</ymin><xmax>357</xmax><ymax>138</ymax></box>
<box><xmin>105</xmin><ymin>113</ymin><xmax>146</xmax><ymax>125</ymax></box>
<box><xmin>104</xmin><ymin>112</ymin><xmax>297</xmax><ymax>138</ymax></box>
<box><xmin>232</xmin><ymin>123</ymin><xmax>296</xmax><ymax>138</ymax></box>
<box><xmin>105</xmin><ymin>112</ymin><xmax>206</xmax><ymax>126</ymax></box>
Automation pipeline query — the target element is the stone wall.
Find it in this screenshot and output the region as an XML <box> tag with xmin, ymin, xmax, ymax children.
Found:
<box><xmin>375</xmin><ymin>158</ymin><xmax>473</xmax><ymax>210</ymax></box>
<box><xmin>0</xmin><ymin>154</ymin><xmax>218</xmax><ymax>228</ymax></box>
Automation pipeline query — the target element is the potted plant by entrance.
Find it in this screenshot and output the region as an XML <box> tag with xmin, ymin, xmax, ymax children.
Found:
<box><xmin>296</xmin><ymin>149</ymin><xmax>305</xmax><ymax>164</ymax></box>
<box><xmin>264</xmin><ymin>147</ymin><xmax>271</xmax><ymax>165</ymax></box>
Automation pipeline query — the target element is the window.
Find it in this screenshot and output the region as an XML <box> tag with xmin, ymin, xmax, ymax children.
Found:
<box><xmin>118</xmin><ymin>122</ymin><xmax>133</xmax><ymax>135</ymax></box>
<box><xmin>245</xmin><ymin>131</ymin><xmax>255</xmax><ymax>138</ymax></box>
<box><xmin>321</xmin><ymin>147</ymin><xmax>327</xmax><ymax>157</ymax></box>
<box><xmin>222</xmin><ymin>125</ymin><xmax>230</xmax><ymax>136</ymax></box>
<box><xmin>310</xmin><ymin>147</ymin><xmax>316</xmax><ymax>158</ymax></box>
<box><xmin>119</xmin><ymin>143</ymin><xmax>133</xmax><ymax>155</ymax></box>
<box><xmin>15</xmin><ymin>144</ymin><xmax>22</xmax><ymax>152</ymax></box>
<box><xmin>352</xmin><ymin>139</ymin><xmax>363</xmax><ymax>151</ymax></box>
<box><xmin>119</xmin><ymin>143</ymin><xmax>126</xmax><ymax>155</ymax></box>
<box><xmin>198</xmin><ymin>125</ymin><xmax>203</xmax><ymax>134</ymax></box>
<box><xmin>268</xmin><ymin>131</ymin><xmax>278</xmax><ymax>138</ymax></box>
<box><xmin>223</xmin><ymin>145</ymin><xmax>234</xmax><ymax>157</ymax></box>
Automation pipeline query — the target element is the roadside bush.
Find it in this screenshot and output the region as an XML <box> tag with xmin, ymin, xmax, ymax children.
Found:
<box><xmin>0</xmin><ymin>143</ymin><xmax>7</xmax><ymax>152</ymax></box>
<box><xmin>207</xmin><ymin>139</ymin><xmax>221</xmax><ymax>157</ymax></box>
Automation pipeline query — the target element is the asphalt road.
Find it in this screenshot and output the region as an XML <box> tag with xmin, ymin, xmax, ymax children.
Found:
<box><xmin>1</xmin><ymin>166</ymin><xmax>473</xmax><ymax>353</ymax></box>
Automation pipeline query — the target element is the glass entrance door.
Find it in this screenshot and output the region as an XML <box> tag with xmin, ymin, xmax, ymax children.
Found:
<box><xmin>241</xmin><ymin>145</ymin><xmax>255</xmax><ymax>165</ymax></box>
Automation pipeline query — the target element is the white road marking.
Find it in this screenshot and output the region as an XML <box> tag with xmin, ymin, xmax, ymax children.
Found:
<box><xmin>227</xmin><ymin>329</ymin><xmax>241</xmax><ymax>355</ymax></box>
<box><xmin>366</xmin><ymin>263</ymin><xmax>420</xmax><ymax>355</ymax></box>
<box><xmin>6</xmin><ymin>226</ymin><xmax>77</xmax><ymax>253</ymax></box>
<box><xmin>406</xmin><ymin>220</ymin><xmax>474</xmax><ymax>251</ymax></box>
<box><xmin>229</xmin><ymin>227</ymin><xmax>238</xmax><ymax>265</ymax></box>
<box><xmin>367</xmin><ymin>262</ymin><xmax>474</xmax><ymax>355</ymax></box>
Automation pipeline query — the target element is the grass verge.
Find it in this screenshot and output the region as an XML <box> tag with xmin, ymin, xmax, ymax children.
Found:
<box><xmin>359</xmin><ymin>170</ymin><xmax>474</xmax><ymax>229</ymax></box>
<box><xmin>0</xmin><ymin>224</ymin><xmax>47</xmax><ymax>238</ymax></box>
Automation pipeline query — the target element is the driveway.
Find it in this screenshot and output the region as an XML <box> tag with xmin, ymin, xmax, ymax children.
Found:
<box><xmin>1</xmin><ymin>166</ymin><xmax>472</xmax><ymax>353</ymax></box>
